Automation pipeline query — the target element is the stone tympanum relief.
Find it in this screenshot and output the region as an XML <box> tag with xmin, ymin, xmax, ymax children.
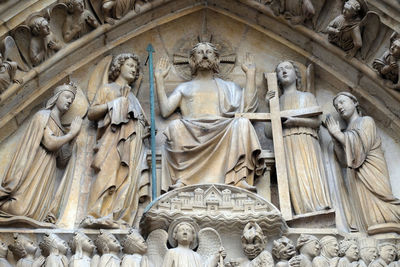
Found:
<box><xmin>373</xmin><ymin>32</ymin><xmax>400</xmax><ymax>90</ymax></box>
<box><xmin>52</xmin><ymin>0</ymin><xmax>99</xmax><ymax>43</ymax></box>
<box><xmin>326</xmin><ymin>0</ymin><xmax>380</xmax><ymax>58</ymax></box>
<box><xmin>266</xmin><ymin>61</ymin><xmax>331</xmax><ymax>215</ymax></box>
<box><xmin>325</xmin><ymin>92</ymin><xmax>400</xmax><ymax>234</ymax></box>
<box><xmin>81</xmin><ymin>53</ymin><xmax>150</xmax><ymax>229</ymax></box>
<box><xmin>292</xmin><ymin>234</ymin><xmax>321</xmax><ymax>267</ymax></box>
<box><xmin>155</xmin><ymin>42</ymin><xmax>263</xmax><ymax>193</ymax></box>
<box><xmin>0</xmin><ymin>83</ymin><xmax>82</xmax><ymax>226</ymax></box>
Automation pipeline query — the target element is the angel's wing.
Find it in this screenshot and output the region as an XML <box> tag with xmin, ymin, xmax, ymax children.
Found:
<box><xmin>87</xmin><ymin>55</ymin><xmax>112</xmax><ymax>103</ymax></box>
<box><xmin>49</xmin><ymin>3</ymin><xmax>68</xmax><ymax>44</ymax></box>
<box><xmin>360</xmin><ymin>11</ymin><xmax>381</xmax><ymax>60</ymax></box>
<box><xmin>1</xmin><ymin>36</ymin><xmax>30</xmax><ymax>71</ymax></box>
<box><xmin>146</xmin><ymin>229</ymin><xmax>168</xmax><ymax>267</ymax></box>
<box><xmin>89</xmin><ymin>0</ymin><xmax>105</xmax><ymax>24</ymax></box>
<box><xmin>197</xmin><ymin>228</ymin><xmax>223</xmax><ymax>264</ymax></box>
<box><xmin>11</xmin><ymin>25</ymin><xmax>32</xmax><ymax>68</ymax></box>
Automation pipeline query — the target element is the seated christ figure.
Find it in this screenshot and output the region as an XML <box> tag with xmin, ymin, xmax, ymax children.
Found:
<box><xmin>155</xmin><ymin>42</ymin><xmax>263</xmax><ymax>192</ymax></box>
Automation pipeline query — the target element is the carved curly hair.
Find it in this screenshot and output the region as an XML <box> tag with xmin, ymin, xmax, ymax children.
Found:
<box><xmin>8</xmin><ymin>234</ymin><xmax>33</xmax><ymax>260</ymax></box>
<box><xmin>109</xmin><ymin>53</ymin><xmax>140</xmax><ymax>82</ymax></box>
<box><xmin>272</xmin><ymin>236</ymin><xmax>296</xmax><ymax>260</ymax></box>
<box><xmin>338</xmin><ymin>238</ymin><xmax>358</xmax><ymax>257</ymax></box>
<box><xmin>121</xmin><ymin>228</ymin><xmax>146</xmax><ymax>254</ymax></box>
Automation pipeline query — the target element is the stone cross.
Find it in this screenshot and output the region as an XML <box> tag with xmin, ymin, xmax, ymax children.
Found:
<box><xmin>235</xmin><ymin>73</ymin><xmax>322</xmax><ymax>220</ymax></box>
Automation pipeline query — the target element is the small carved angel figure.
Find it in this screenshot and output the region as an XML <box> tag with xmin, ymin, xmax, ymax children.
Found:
<box><xmin>227</xmin><ymin>222</ymin><xmax>273</xmax><ymax>267</ymax></box>
<box><xmin>145</xmin><ymin>217</ymin><xmax>225</xmax><ymax>267</ymax></box>
<box><xmin>89</xmin><ymin>0</ymin><xmax>136</xmax><ymax>25</ymax></box>
<box><xmin>337</xmin><ymin>239</ymin><xmax>359</xmax><ymax>267</ymax></box>
<box><xmin>264</xmin><ymin>0</ymin><xmax>316</xmax><ymax>25</ymax></box>
<box><xmin>373</xmin><ymin>33</ymin><xmax>400</xmax><ymax>90</ymax></box>
<box><xmin>272</xmin><ymin>236</ymin><xmax>297</xmax><ymax>267</ymax></box>
<box><xmin>8</xmin><ymin>234</ymin><xmax>45</xmax><ymax>267</ymax></box>
<box><xmin>60</xmin><ymin>0</ymin><xmax>99</xmax><ymax>42</ymax></box>
<box><xmin>369</xmin><ymin>243</ymin><xmax>397</xmax><ymax>267</ymax></box>
<box><xmin>39</xmin><ymin>233</ymin><xmax>69</xmax><ymax>267</ymax></box>
<box><xmin>95</xmin><ymin>231</ymin><xmax>121</xmax><ymax>267</ymax></box>
<box><xmin>291</xmin><ymin>234</ymin><xmax>321</xmax><ymax>267</ymax></box>
<box><xmin>27</xmin><ymin>15</ymin><xmax>62</xmax><ymax>66</ymax></box>
<box><xmin>69</xmin><ymin>231</ymin><xmax>99</xmax><ymax>267</ymax></box>
<box><xmin>0</xmin><ymin>35</ymin><xmax>28</xmax><ymax>93</ymax></box>
<box><xmin>0</xmin><ymin>242</ymin><xmax>12</xmax><ymax>267</ymax></box>
<box><xmin>121</xmin><ymin>228</ymin><xmax>149</xmax><ymax>267</ymax></box>
<box><xmin>326</xmin><ymin>0</ymin><xmax>380</xmax><ymax>58</ymax></box>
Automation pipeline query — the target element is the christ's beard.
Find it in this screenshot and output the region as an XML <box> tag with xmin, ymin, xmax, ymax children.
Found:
<box><xmin>196</xmin><ymin>59</ymin><xmax>214</xmax><ymax>70</ymax></box>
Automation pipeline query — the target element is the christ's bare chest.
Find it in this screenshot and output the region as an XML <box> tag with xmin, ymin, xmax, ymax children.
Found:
<box><xmin>180</xmin><ymin>80</ymin><xmax>220</xmax><ymax>118</ymax></box>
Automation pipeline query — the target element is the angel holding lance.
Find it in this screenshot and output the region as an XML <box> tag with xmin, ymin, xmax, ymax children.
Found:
<box><xmin>82</xmin><ymin>52</ymin><xmax>150</xmax><ymax>228</ymax></box>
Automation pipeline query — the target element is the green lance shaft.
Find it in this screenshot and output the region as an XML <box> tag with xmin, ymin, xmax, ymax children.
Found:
<box><xmin>146</xmin><ymin>44</ymin><xmax>157</xmax><ymax>200</ymax></box>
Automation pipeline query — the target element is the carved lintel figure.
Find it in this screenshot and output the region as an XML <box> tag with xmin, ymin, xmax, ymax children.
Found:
<box><xmin>8</xmin><ymin>234</ymin><xmax>45</xmax><ymax>267</ymax></box>
<box><xmin>28</xmin><ymin>15</ymin><xmax>62</xmax><ymax>66</ymax></box>
<box><xmin>264</xmin><ymin>0</ymin><xmax>315</xmax><ymax>25</ymax></box>
<box><xmin>82</xmin><ymin>53</ymin><xmax>149</xmax><ymax>229</ymax></box>
<box><xmin>266</xmin><ymin>61</ymin><xmax>331</xmax><ymax>215</ymax></box>
<box><xmin>61</xmin><ymin>0</ymin><xmax>99</xmax><ymax>42</ymax></box>
<box><xmin>0</xmin><ymin>242</ymin><xmax>12</xmax><ymax>267</ymax></box>
<box><xmin>326</xmin><ymin>0</ymin><xmax>380</xmax><ymax>58</ymax></box>
<box><xmin>155</xmin><ymin>42</ymin><xmax>263</xmax><ymax>193</ymax></box>
<box><xmin>227</xmin><ymin>222</ymin><xmax>273</xmax><ymax>267</ymax></box>
<box><xmin>369</xmin><ymin>243</ymin><xmax>397</xmax><ymax>267</ymax></box>
<box><xmin>337</xmin><ymin>239</ymin><xmax>359</xmax><ymax>267</ymax></box>
<box><xmin>312</xmin><ymin>236</ymin><xmax>339</xmax><ymax>267</ymax></box>
<box><xmin>69</xmin><ymin>231</ymin><xmax>99</xmax><ymax>267</ymax></box>
<box><xmin>95</xmin><ymin>231</ymin><xmax>121</xmax><ymax>267</ymax></box>
<box><xmin>358</xmin><ymin>238</ymin><xmax>378</xmax><ymax>267</ymax></box>
<box><xmin>291</xmin><ymin>234</ymin><xmax>320</xmax><ymax>267</ymax></box>
<box><xmin>272</xmin><ymin>236</ymin><xmax>296</xmax><ymax>267</ymax></box>
<box><xmin>0</xmin><ymin>83</ymin><xmax>82</xmax><ymax>223</ymax></box>
<box><xmin>161</xmin><ymin>217</ymin><xmax>225</xmax><ymax>267</ymax></box>
<box><xmin>121</xmin><ymin>228</ymin><xmax>149</xmax><ymax>267</ymax></box>
<box><xmin>325</xmin><ymin>92</ymin><xmax>400</xmax><ymax>232</ymax></box>
<box><xmin>373</xmin><ymin>33</ymin><xmax>400</xmax><ymax>90</ymax></box>
<box><xmin>39</xmin><ymin>233</ymin><xmax>69</xmax><ymax>267</ymax></box>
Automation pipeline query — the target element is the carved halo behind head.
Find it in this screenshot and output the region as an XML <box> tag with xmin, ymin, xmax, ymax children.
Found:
<box><xmin>168</xmin><ymin>217</ymin><xmax>200</xmax><ymax>250</ymax></box>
